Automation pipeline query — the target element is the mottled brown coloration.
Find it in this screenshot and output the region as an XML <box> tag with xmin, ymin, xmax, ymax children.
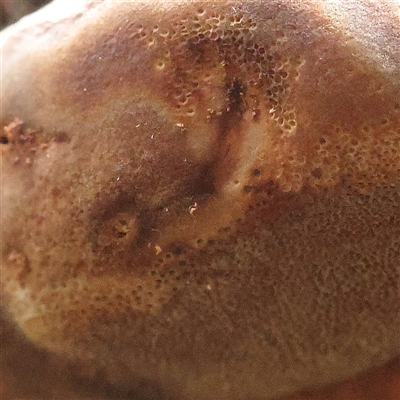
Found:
<box><xmin>1</xmin><ymin>1</ymin><xmax>400</xmax><ymax>399</ymax></box>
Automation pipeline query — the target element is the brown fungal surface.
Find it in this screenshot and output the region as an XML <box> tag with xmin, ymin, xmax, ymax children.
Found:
<box><xmin>1</xmin><ymin>0</ymin><xmax>400</xmax><ymax>399</ymax></box>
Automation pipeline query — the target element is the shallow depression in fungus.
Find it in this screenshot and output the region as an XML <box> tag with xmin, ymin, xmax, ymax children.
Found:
<box><xmin>1</xmin><ymin>1</ymin><xmax>400</xmax><ymax>400</ymax></box>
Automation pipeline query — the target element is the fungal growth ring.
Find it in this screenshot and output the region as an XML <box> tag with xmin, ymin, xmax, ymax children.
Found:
<box><xmin>1</xmin><ymin>1</ymin><xmax>399</xmax><ymax>399</ymax></box>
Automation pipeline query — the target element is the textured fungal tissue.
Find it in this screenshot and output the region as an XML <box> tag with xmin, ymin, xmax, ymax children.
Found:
<box><xmin>1</xmin><ymin>1</ymin><xmax>399</xmax><ymax>399</ymax></box>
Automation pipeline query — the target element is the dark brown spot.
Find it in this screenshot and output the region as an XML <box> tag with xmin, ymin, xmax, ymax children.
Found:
<box><xmin>54</xmin><ymin>132</ymin><xmax>71</xmax><ymax>143</ymax></box>
<box><xmin>311</xmin><ymin>168</ymin><xmax>323</xmax><ymax>179</ymax></box>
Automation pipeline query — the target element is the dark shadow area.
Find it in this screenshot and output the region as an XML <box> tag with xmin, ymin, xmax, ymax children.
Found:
<box><xmin>0</xmin><ymin>0</ymin><xmax>51</xmax><ymax>30</ymax></box>
<box><xmin>0</xmin><ymin>310</ymin><xmax>174</xmax><ymax>399</ymax></box>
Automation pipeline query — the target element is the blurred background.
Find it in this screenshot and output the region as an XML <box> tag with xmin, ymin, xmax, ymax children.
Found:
<box><xmin>0</xmin><ymin>0</ymin><xmax>51</xmax><ymax>29</ymax></box>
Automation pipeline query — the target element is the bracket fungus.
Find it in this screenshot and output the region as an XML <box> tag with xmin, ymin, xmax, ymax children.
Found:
<box><xmin>1</xmin><ymin>0</ymin><xmax>400</xmax><ymax>399</ymax></box>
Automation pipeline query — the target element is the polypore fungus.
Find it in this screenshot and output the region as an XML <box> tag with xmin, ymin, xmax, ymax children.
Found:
<box><xmin>1</xmin><ymin>0</ymin><xmax>399</xmax><ymax>399</ymax></box>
